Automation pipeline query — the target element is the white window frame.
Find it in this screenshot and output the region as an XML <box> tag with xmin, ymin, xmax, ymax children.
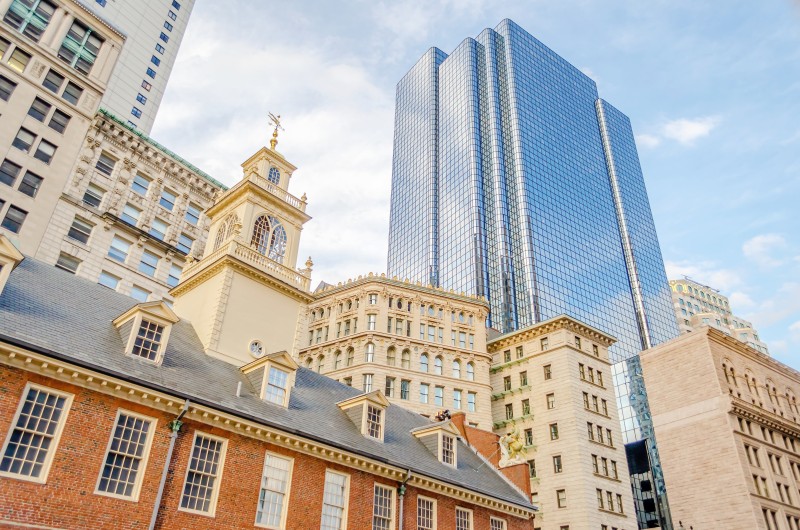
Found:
<box><xmin>94</xmin><ymin>408</ymin><xmax>156</xmax><ymax>501</ymax></box>
<box><xmin>0</xmin><ymin>383</ymin><xmax>74</xmax><ymax>483</ymax></box>
<box><xmin>320</xmin><ymin>469</ymin><xmax>350</xmax><ymax>530</ymax></box>
<box><xmin>123</xmin><ymin>314</ymin><xmax>172</xmax><ymax>364</ymax></box>
<box><xmin>254</xmin><ymin>450</ymin><xmax>294</xmax><ymax>529</ymax></box>
<box><xmin>372</xmin><ymin>483</ymin><xmax>395</xmax><ymax>530</ymax></box>
<box><xmin>455</xmin><ymin>506</ymin><xmax>473</xmax><ymax>530</ymax></box>
<box><xmin>417</xmin><ymin>495</ymin><xmax>437</xmax><ymax>530</ymax></box>
<box><xmin>178</xmin><ymin>431</ymin><xmax>228</xmax><ymax>517</ymax></box>
<box><xmin>490</xmin><ymin>516</ymin><xmax>507</xmax><ymax>530</ymax></box>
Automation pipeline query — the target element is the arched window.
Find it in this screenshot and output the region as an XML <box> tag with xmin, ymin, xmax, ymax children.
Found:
<box><xmin>317</xmin><ymin>355</ymin><xmax>325</xmax><ymax>373</ymax></box>
<box><xmin>466</xmin><ymin>362</ymin><xmax>475</xmax><ymax>381</ymax></box>
<box><xmin>387</xmin><ymin>347</ymin><xmax>396</xmax><ymax>366</ymax></box>
<box><xmin>213</xmin><ymin>214</ymin><xmax>238</xmax><ymax>251</ymax></box>
<box><xmin>346</xmin><ymin>348</ymin><xmax>354</xmax><ymax>367</ymax></box>
<box><xmin>722</xmin><ymin>362</ymin><xmax>731</xmax><ymax>384</ymax></box>
<box><xmin>365</xmin><ymin>343</ymin><xmax>375</xmax><ymax>363</ymax></box>
<box><xmin>304</xmin><ymin>357</ymin><xmax>313</xmax><ymax>368</ymax></box>
<box><xmin>250</xmin><ymin>214</ymin><xmax>288</xmax><ymax>264</ymax></box>
<box><xmin>267</xmin><ymin>166</ymin><xmax>280</xmax><ymax>185</ymax></box>
<box><xmin>420</xmin><ymin>354</ymin><xmax>429</xmax><ymax>373</ymax></box>
<box><xmin>452</xmin><ymin>360</ymin><xmax>461</xmax><ymax>379</ymax></box>
<box><xmin>401</xmin><ymin>350</ymin><xmax>410</xmax><ymax>369</ymax></box>
<box><xmin>334</xmin><ymin>351</ymin><xmax>342</xmax><ymax>369</ymax></box>
<box><xmin>434</xmin><ymin>356</ymin><xmax>443</xmax><ymax>375</ymax></box>
<box><xmin>459</xmin><ymin>312</ymin><xmax>465</xmax><ymax>323</ymax></box>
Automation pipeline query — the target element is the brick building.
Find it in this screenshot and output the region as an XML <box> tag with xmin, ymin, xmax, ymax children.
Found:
<box><xmin>0</xmin><ymin>245</ymin><xmax>536</xmax><ymax>529</ymax></box>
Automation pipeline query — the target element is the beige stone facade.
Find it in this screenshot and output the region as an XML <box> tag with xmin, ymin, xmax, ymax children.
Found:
<box><xmin>172</xmin><ymin>142</ymin><xmax>313</xmax><ymax>366</ymax></box>
<box><xmin>670</xmin><ymin>277</ymin><xmax>769</xmax><ymax>354</ymax></box>
<box><xmin>640</xmin><ymin>327</ymin><xmax>800</xmax><ymax>530</ymax></box>
<box><xmin>297</xmin><ymin>277</ymin><xmax>493</xmax><ymax>429</ymax></box>
<box><xmin>489</xmin><ymin>316</ymin><xmax>635</xmax><ymax>530</ymax></box>
<box><xmin>0</xmin><ymin>0</ymin><xmax>123</xmax><ymax>254</ymax></box>
<box><xmin>33</xmin><ymin>110</ymin><xmax>224</xmax><ymax>302</ymax></box>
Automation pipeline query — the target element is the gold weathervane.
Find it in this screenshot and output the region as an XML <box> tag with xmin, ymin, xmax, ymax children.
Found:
<box><xmin>268</xmin><ymin>112</ymin><xmax>284</xmax><ymax>150</ymax></box>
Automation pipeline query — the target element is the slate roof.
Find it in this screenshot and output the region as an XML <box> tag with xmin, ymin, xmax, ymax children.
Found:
<box><xmin>0</xmin><ymin>257</ymin><xmax>533</xmax><ymax>512</ymax></box>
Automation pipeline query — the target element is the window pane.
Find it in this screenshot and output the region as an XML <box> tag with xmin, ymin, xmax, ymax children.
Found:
<box><xmin>1</xmin><ymin>205</ymin><xmax>27</xmax><ymax>233</ymax></box>
<box><xmin>97</xmin><ymin>413</ymin><xmax>152</xmax><ymax>497</ymax></box>
<box><xmin>0</xmin><ymin>159</ymin><xmax>22</xmax><ymax>187</ymax></box>
<box><xmin>180</xmin><ymin>434</ymin><xmax>225</xmax><ymax>513</ymax></box>
<box><xmin>320</xmin><ymin>471</ymin><xmax>348</xmax><ymax>530</ymax></box>
<box><xmin>33</xmin><ymin>140</ymin><xmax>56</xmax><ymax>164</ymax></box>
<box><xmin>256</xmin><ymin>453</ymin><xmax>292</xmax><ymax>527</ymax></box>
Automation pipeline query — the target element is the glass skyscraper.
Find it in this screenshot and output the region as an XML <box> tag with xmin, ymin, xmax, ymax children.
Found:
<box><xmin>387</xmin><ymin>19</ymin><xmax>679</xmax><ymax>529</ymax></box>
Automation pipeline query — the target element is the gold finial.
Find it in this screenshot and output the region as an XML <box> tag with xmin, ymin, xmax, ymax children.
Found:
<box><xmin>268</xmin><ymin>112</ymin><xmax>284</xmax><ymax>150</ymax></box>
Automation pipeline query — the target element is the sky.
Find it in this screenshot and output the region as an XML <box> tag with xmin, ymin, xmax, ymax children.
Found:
<box><xmin>151</xmin><ymin>0</ymin><xmax>800</xmax><ymax>365</ymax></box>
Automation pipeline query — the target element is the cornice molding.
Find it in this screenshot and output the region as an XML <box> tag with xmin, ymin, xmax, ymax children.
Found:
<box><xmin>487</xmin><ymin>315</ymin><xmax>616</xmax><ymax>350</ymax></box>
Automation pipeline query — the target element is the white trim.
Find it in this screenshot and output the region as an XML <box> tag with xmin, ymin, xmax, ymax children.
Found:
<box><xmin>93</xmin><ymin>408</ymin><xmax>157</xmax><ymax>502</ymax></box>
<box><xmin>456</xmin><ymin>506</ymin><xmax>474</xmax><ymax>530</ymax></box>
<box><xmin>178</xmin><ymin>431</ymin><xmax>228</xmax><ymax>517</ymax></box>
<box><xmin>0</xmin><ymin>382</ymin><xmax>74</xmax><ymax>484</ymax></box>
<box><xmin>254</xmin><ymin>450</ymin><xmax>294</xmax><ymax>529</ymax></box>
<box><xmin>417</xmin><ymin>495</ymin><xmax>438</xmax><ymax>530</ymax></box>
<box><xmin>372</xmin><ymin>482</ymin><xmax>396</xmax><ymax>530</ymax></box>
<box><xmin>490</xmin><ymin>516</ymin><xmax>508</xmax><ymax>530</ymax></box>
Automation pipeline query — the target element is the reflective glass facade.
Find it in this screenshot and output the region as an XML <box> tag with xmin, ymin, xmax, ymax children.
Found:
<box><xmin>387</xmin><ymin>19</ymin><xmax>679</xmax><ymax>529</ymax></box>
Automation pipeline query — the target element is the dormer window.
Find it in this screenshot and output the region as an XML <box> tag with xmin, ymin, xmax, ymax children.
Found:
<box><xmin>132</xmin><ymin>320</ymin><xmax>164</xmax><ymax>361</ymax></box>
<box><xmin>337</xmin><ymin>391</ymin><xmax>389</xmax><ymax>442</ymax></box>
<box><xmin>113</xmin><ymin>301</ymin><xmax>179</xmax><ymax>366</ymax></box>
<box><xmin>240</xmin><ymin>351</ymin><xmax>298</xmax><ymax>408</ymax></box>
<box><xmin>0</xmin><ymin>234</ymin><xmax>24</xmax><ymax>296</ymax></box>
<box><xmin>265</xmin><ymin>366</ymin><xmax>289</xmax><ymax>405</ymax></box>
<box><xmin>411</xmin><ymin>421</ymin><xmax>460</xmax><ymax>467</ymax></box>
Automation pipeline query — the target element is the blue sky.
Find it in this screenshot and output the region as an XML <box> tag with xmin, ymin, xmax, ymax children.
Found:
<box><xmin>152</xmin><ymin>0</ymin><xmax>800</xmax><ymax>364</ymax></box>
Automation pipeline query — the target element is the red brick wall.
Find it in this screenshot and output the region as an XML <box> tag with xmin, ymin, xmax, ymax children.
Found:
<box><xmin>0</xmin><ymin>366</ymin><xmax>533</xmax><ymax>529</ymax></box>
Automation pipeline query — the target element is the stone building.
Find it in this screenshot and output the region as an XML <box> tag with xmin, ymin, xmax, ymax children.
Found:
<box><xmin>0</xmin><ymin>0</ymin><xmax>123</xmax><ymax>255</ymax></box>
<box><xmin>298</xmin><ymin>277</ymin><xmax>493</xmax><ymax>428</ymax></box>
<box><xmin>640</xmin><ymin>327</ymin><xmax>800</xmax><ymax>530</ymax></box>
<box><xmin>34</xmin><ymin>109</ymin><xmax>224</xmax><ymax>302</ymax></box>
<box><xmin>669</xmin><ymin>277</ymin><xmax>769</xmax><ymax>355</ymax></box>
<box><xmin>488</xmin><ymin>316</ymin><xmax>635</xmax><ymax>530</ymax></box>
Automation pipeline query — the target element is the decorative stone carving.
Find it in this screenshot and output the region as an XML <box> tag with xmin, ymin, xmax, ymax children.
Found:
<box><xmin>498</xmin><ymin>425</ymin><xmax>527</xmax><ymax>468</ymax></box>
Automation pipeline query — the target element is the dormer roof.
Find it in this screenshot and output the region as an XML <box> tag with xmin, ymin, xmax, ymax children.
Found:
<box><xmin>336</xmin><ymin>390</ymin><xmax>391</xmax><ymax>410</ymax></box>
<box><xmin>410</xmin><ymin>420</ymin><xmax>462</xmax><ymax>439</ymax></box>
<box><xmin>0</xmin><ymin>235</ymin><xmax>24</xmax><ymax>296</ymax></box>
<box><xmin>112</xmin><ymin>300</ymin><xmax>180</xmax><ymax>328</ymax></box>
<box><xmin>240</xmin><ymin>351</ymin><xmax>298</xmax><ymax>408</ymax></box>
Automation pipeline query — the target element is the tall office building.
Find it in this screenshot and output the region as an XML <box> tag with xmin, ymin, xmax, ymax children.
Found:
<box><xmin>85</xmin><ymin>0</ymin><xmax>195</xmax><ymax>133</ymax></box>
<box><xmin>387</xmin><ymin>19</ymin><xmax>679</xmax><ymax>528</ymax></box>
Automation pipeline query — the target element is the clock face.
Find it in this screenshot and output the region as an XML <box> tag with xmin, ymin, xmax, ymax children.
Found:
<box><xmin>249</xmin><ymin>340</ymin><xmax>264</xmax><ymax>357</ymax></box>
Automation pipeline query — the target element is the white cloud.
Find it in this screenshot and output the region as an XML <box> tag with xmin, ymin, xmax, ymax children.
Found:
<box><xmin>729</xmin><ymin>291</ymin><xmax>756</xmax><ymax>311</ymax></box>
<box><xmin>661</xmin><ymin>116</ymin><xmax>719</xmax><ymax>145</ymax></box>
<box><xmin>635</xmin><ymin>134</ymin><xmax>661</xmax><ymax>148</ymax></box>
<box><xmin>742</xmin><ymin>233</ymin><xmax>789</xmax><ymax>268</ymax></box>
<box><xmin>664</xmin><ymin>260</ymin><xmax>742</xmax><ymax>293</ymax></box>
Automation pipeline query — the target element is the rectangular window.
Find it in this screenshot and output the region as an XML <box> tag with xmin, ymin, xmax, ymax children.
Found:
<box><xmin>138</xmin><ymin>250</ymin><xmax>159</xmax><ymax>277</ymax></box>
<box><xmin>34</xmin><ymin>139</ymin><xmax>57</xmax><ymax>164</ymax></box>
<box><xmin>417</xmin><ymin>496</ymin><xmax>436</xmax><ymax>530</ymax></box>
<box><xmin>419</xmin><ymin>384</ymin><xmax>429</xmax><ymax>404</ymax></box>
<box><xmin>442</xmin><ymin>435</ymin><xmax>455</xmax><ymax>465</ymax></box>
<box><xmin>385</xmin><ymin>377</ymin><xmax>395</xmax><ymax>398</ymax></box>
<box><xmin>150</xmin><ymin>54</ymin><xmax>160</xmax><ymax>66</ymax></box>
<box><xmin>186</xmin><ymin>202</ymin><xmax>201</xmax><ymax>225</ymax></box>
<box><xmin>1</xmin><ymin>205</ymin><xmax>27</xmax><ymax>233</ymax></box>
<box><xmin>130</xmin><ymin>285</ymin><xmax>150</xmax><ymax>303</ymax></box>
<box><xmin>164</xmin><ymin>20</ymin><xmax>173</xmax><ymax>31</ymax></box>
<box><xmin>527</xmin><ymin>459</ymin><xmax>536</xmax><ymax>478</ymax></box>
<box><xmin>505</xmin><ymin>403</ymin><xmax>513</xmax><ymax>420</ymax></box>
<box><xmin>7</xmin><ymin>47</ymin><xmax>31</xmax><ymax>73</ymax></box>
<box><xmin>173</xmin><ymin>0</ymin><xmax>181</xmax><ymax>9</ymax></box>
<box><xmin>553</xmin><ymin>455</ymin><xmax>562</xmax><ymax>473</ymax></box>
<box><xmin>58</xmin><ymin>21</ymin><xmax>103</xmax><ymax>74</ymax></box>
<box><xmin>108</xmin><ymin>235</ymin><xmax>131</xmax><ymax>262</ymax></box>
<box><xmin>546</xmin><ymin>393</ymin><xmax>555</xmax><ymax>409</ymax></box>
<box><xmin>455</xmin><ymin>507</ymin><xmax>472</xmax><ymax>530</ymax></box>
<box><xmin>453</xmin><ymin>389</ymin><xmax>462</xmax><ymax>409</ymax></box>
<box><xmin>28</xmin><ymin>97</ymin><xmax>52</xmax><ymax>122</ymax></box>
<box><xmin>131</xmin><ymin>319</ymin><xmax>164</xmax><ymax>361</ymax></box>
<box><xmin>131</xmin><ymin>106</ymin><xmax>142</xmax><ymax>118</ymax></box>
<box><xmin>155</xmin><ymin>43</ymin><xmax>165</xmax><ymax>54</ymax></box>
<box><xmin>177</xmin><ymin>233</ymin><xmax>194</xmax><ymax>254</ymax></box>
<box><xmin>363</xmin><ymin>374</ymin><xmax>373</xmax><ymax>393</ymax></box>
<box><xmin>0</xmin><ymin>74</ymin><xmax>17</xmax><ymax>100</ymax></box>
<box><xmin>0</xmin><ymin>159</ymin><xmax>22</xmax><ymax>187</ymax></box>
<box><xmin>400</xmin><ymin>380</ymin><xmax>410</xmax><ymax>400</ymax></box>
<box><xmin>320</xmin><ymin>470</ymin><xmax>349</xmax><ymax>530</ymax></box>
<box><xmin>434</xmin><ymin>386</ymin><xmax>443</xmax><ymax>407</ymax></box>
<box><xmin>556</xmin><ymin>489</ymin><xmax>566</xmax><ymax>508</ymax></box>
<box><xmin>62</xmin><ymin>81</ymin><xmax>83</xmax><ymax>105</ymax></box>
<box><xmin>67</xmin><ymin>216</ymin><xmax>93</xmax><ymax>244</ymax></box>
<box><xmin>524</xmin><ymin>429</ymin><xmax>533</xmax><ymax>446</ymax></box>
<box><xmin>149</xmin><ymin>217</ymin><xmax>168</xmax><ymax>240</ymax></box>
<box><xmin>373</xmin><ymin>484</ymin><xmax>393</xmax><ymax>530</ymax></box>
<box><xmin>0</xmin><ymin>384</ymin><xmax>72</xmax><ymax>482</ymax></box>
<box><xmin>160</xmin><ymin>31</ymin><xmax>169</xmax><ymax>42</ymax></box>
<box><xmin>4</xmin><ymin>0</ymin><xmax>56</xmax><ymax>42</ymax></box>
<box><xmin>95</xmin><ymin>152</ymin><xmax>116</xmax><ymax>175</ymax></box>
<box><xmin>96</xmin><ymin>410</ymin><xmax>154</xmax><ymax>499</ymax></box>
<box><xmin>159</xmin><ymin>188</ymin><xmax>177</xmax><ymax>211</ymax></box>
<box><xmin>12</xmin><ymin>128</ymin><xmax>35</xmax><ymax>152</ymax></box>
<box><xmin>540</xmin><ymin>337</ymin><xmax>549</xmax><ymax>350</ymax></box>
<box><xmin>55</xmin><ymin>252</ymin><xmax>80</xmax><ymax>273</ymax></box>
<box><xmin>367</xmin><ymin>314</ymin><xmax>376</xmax><ymax>331</ymax></box>
<box><xmin>521</xmin><ymin>399</ymin><xmax>530</xmax><ymax>415</ymax></box>
<box><xmin>42</xmin><ymin>69</ymin><xmax>64</xmax><ymax>93</ymax></box>
<box><xmin>255</xmin><ymin>452</ymin><xmax>293</xmax><ymax>528</ymax></box>
<box><xmin>48</xmin><ymin>109</ymin><xmax>70</xmax><ymax>133</ymax></box>
<box><xmin>164</xmin><ymin>265</ymin><xmax>181</xmax><ymax>289</ymax></box>
<box><xmin>543</xmin><ymin>364</ymin><xmax>552</xmax><ymax>380</ymax></box>
<box><xmin>83</xmin><ymin>183</ymin><xmax>105</xmax><ymax>207</ymax></box>
<box><xmin>265</xmin><ymin>367</ymin><xmax>289</xmax><ymax>405</ymax></box>
<box><xmin>131</xmin><ymin>173</ymin><xmax>150</xmax><ymax>195</ymax></box>
<box><xmin>180</xmin><ymin>433</ymin><xmax>226</xmax><ymax>515</ymax></box>
<box><xmin>168</xmin><ymin>9</ymin><xmax>177</xmax><ymax>20</ymax></box>
<box><xmin>98</xmin><ymin>270</ymin><xmax>120</xmax><ymax>290</ymax></box>
<box><xmin>146</xmin><ymin>67</ymin><xmax>156</xmax><ymax>78</ymax></box>
<box><xmin>550</xmin><ymin>423</ymin><xmax>559</xmax><ymax>440</ymax></box>
<box><xmin>467</xmin><ymin>392</ymin><xmax>476</xmax><ymax>412</ymax></box>
<box><xmin>141</xmin><ymin>79</ymin><xmax>152</xmax><ymax>91</ymax></box>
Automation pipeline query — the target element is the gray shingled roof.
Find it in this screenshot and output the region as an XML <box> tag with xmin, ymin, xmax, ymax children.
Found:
<box><xmin>0</xmin><ymin>258</ymin><xmax>533</xmax><ymax>511</ymax></box>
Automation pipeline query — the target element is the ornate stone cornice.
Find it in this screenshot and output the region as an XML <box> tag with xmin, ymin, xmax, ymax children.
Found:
<box><xmin>731</xmin><ymin>396</ymin><xmax>800</xmax><ymax>438</ymax></box>
<box><xmin>487</xmin><ymin>314</ymin><xmax>616</xmax><ymax>351</ymax></box>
